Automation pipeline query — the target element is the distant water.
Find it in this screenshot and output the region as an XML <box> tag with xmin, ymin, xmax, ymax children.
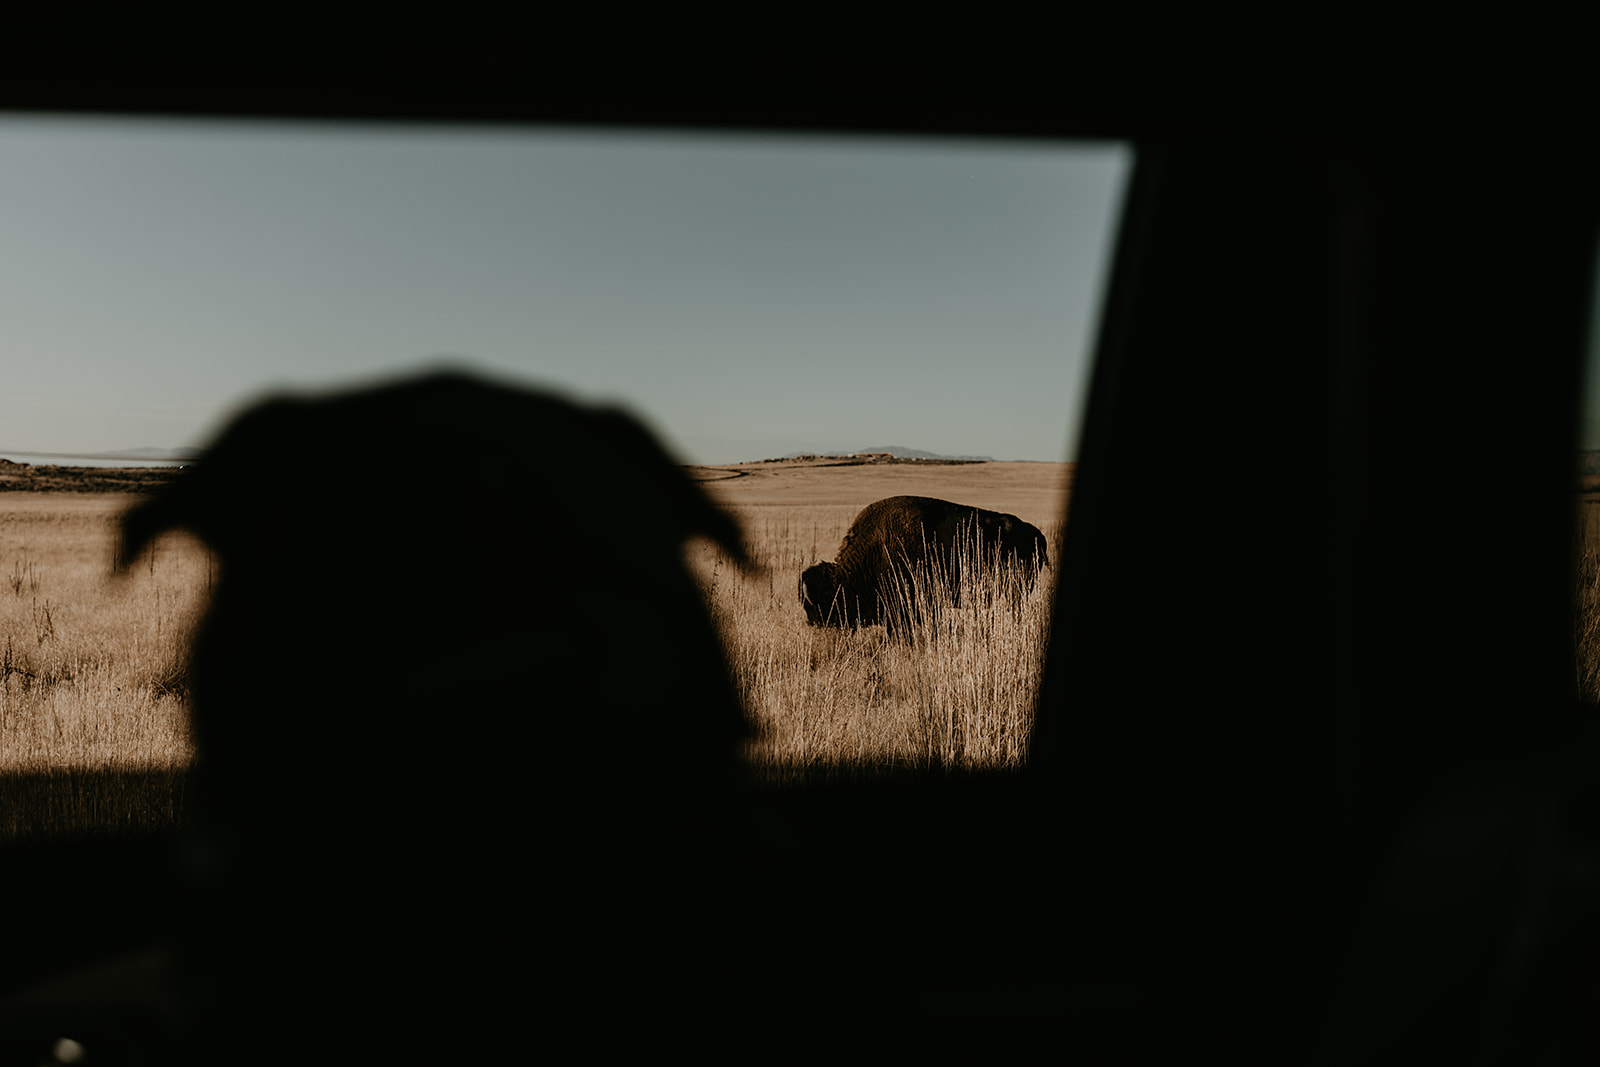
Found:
<box><xmin>0</xmin><ymin>452</ymin><xmax>189</xmax><ymax>469</ymax></box>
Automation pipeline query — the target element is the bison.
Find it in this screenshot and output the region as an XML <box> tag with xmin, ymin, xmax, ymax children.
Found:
<box><xmin>798</xmin><ymin>495</ymin><xmax>1049</xmax><ymax>632</ymax></box>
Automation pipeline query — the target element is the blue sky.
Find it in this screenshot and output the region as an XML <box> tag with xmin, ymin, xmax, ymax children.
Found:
<box><xmin>0</xmin><ymin>116</ymin><xmax>1130</xmax><ymax>464</ymax></box>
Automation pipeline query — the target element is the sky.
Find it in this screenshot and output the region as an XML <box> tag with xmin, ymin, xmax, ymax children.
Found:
<box><xmin>0</xmin><ymin>115</ymin><xmax>1131</xmax><ymax>465</ymax></box>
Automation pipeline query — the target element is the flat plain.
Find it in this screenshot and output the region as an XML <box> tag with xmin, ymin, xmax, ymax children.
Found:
<box><xmin>688</xmin><ymin>456</ymin><xmax>1074</xmax><ymax>786</ymax></box>
<box><xmin>1572</xmin><ymin>481</ymin><xmax>1600</xmax><ymax>703</ymax></box>
<box><xmin>0</xmin><ymin>457</ymin><xmax>1074</xmax><ymax>837</ymax></box>
<box><xmin>0</xmin><ymin>485</ymin><xmax>201</xmax><ymax>838</ymax></box>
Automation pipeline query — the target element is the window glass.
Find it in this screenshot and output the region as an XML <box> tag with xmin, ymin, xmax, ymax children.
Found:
<box><xmin>0</xmin><ymin>117</ymin><xmax>1131</xmax><ymax>827</ymax></box>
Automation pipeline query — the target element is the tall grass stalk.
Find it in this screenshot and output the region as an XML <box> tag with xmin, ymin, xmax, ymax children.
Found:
<box><xmin>694</xmin><ymin>506</ymin><xmax>1058</xmax><ymax>787</ymax></box>
<box><xmin>1574</xmin><ymin>532</ymin><xmax>1600</xmax><ymax>704</ymax></box>
<box><xmin>1</xmin><ymin>496</ymin><xmax>204</xmax><ymax>839</ymax></box>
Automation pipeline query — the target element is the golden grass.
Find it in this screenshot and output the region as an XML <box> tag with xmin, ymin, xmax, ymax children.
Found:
<box><xmin>1576</xmin><ymin>535</ymin><xmax>1600</xmax><ymax>705</ymax></box>
<box><xmin>691</xmin><ymin>504</ymin><xmax>1061</xmax><ymax>787</ymax></box>
<box><xmin>1573</xmin><ymin>498</ymin><xmax>1600</xmax><ymax>705</ymax></box>
<box><xmin>0</xmin><ymin>495</ymin><xmax>205</xmax><ymax>838</ymax></box>
<box><xmin>16</xmin><ymin>464</ymin><xmax>1600</xmax><ymax>837</ymax></box>
<box><xmin>0</xmin><ymin>467</ymin><xmax>1069</xmax><ymax>835</ymax></box>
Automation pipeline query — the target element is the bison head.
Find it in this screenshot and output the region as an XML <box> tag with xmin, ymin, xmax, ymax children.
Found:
<box><xmin>799</xmin><ymin>562</ymin><xmax>843</xmax><ymax>625</ymax></box>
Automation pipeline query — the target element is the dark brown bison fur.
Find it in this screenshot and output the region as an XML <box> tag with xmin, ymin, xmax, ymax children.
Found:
<box><xmin>114</xmin><ymin>370</ymin><xmax>757</xmax><ymax>1056</ymax></box>
<box><xmin>799</xmin><ymin>495</ymin><xmax>1048</xmax><ymax>631</ymax></box>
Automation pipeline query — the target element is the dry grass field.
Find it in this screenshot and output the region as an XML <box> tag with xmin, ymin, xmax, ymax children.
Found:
<box><xmin>690</xmin><ymin>457</ymin><xmax>1073</xmax><ymax>786</ymax></box>
<box><xmin>1574</xmin><ymin>491</ymin><xmax>1600</xmax><ymax>704</ymax></box>
<box><xmin>1</xmin><ymin>458</ymin><xmax>1073</xmax><ymax>836</ymax></box>
<box><xmin>0</xmin><ymin>492</ymin><xmax>204</xmax><ymax>838</ymax></box>
<box><xmin>14</xmin><ymin>460</ymin><xmax>1600</xmax><ymax>838</ymax></box>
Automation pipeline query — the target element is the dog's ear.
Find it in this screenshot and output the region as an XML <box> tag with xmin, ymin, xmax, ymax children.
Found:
<box><xmin>589</xmin><ymin>406</ymin><xmax>756</xmax><ymax>573</ymax></box>
<box><xmin>117</xmin><ymin>477</ymin><xmax>195</xmax><ymax>572</ymax></box>
<box><xmin>114</xmin><ymin>395</ymin><xmax>312</xmax><ymax>574</ymax></box>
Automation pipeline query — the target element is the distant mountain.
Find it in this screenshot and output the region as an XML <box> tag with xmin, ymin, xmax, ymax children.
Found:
<box><xmin>100</xmin><ymin>446</ymin><xmax>202</xmax><ymax>460</ymax></box>
<box><xmin>0</xmin><ymin>446</ymin><xmax>200</xmax><ymax>462</ymax></box>
<box><xmin>852</xmin><ymin>445</ymin><xmax>997</xmax><ymax>461</ymax></box>
<box><xmin>778</xmin><ymin>445</ymin><xmax>998</xmax><ymax>462</ymax></box>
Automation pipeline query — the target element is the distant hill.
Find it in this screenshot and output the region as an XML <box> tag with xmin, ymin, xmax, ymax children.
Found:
<box><xmin>854</xmin><ymin>445</ymin><xmax>997</xmax><ymax>461</ymax></box>
<box><xmin>98</xmin><ymin>446</ymin><xmax>202</xmax><ymax>461</ymax></box>
<box><xmin>0</xmin><ymin>446</ymin><xmax>200</xmax><ymax>463</ymax></box>
<box><xmin>787</xmin><ymin>445</ymin><xmax>998</xmax><ymax>462</ymax></box>
<box><xmin>0</xmin><ymin>446</ymin><xmax>200</xmax><ymax>461</ymax></box>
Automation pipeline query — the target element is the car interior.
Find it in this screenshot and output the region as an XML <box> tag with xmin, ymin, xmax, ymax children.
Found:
<box><xmin>2</xmin><ymin>79</ymin><xmax>1597</xmax><ymax>1063</ymax></box>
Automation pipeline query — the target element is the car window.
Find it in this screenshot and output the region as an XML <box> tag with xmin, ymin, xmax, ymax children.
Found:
<box><xmin>0</xmin><ymin>119</ymin><xmax>1130</xmax><ymax>838</ymax></box>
